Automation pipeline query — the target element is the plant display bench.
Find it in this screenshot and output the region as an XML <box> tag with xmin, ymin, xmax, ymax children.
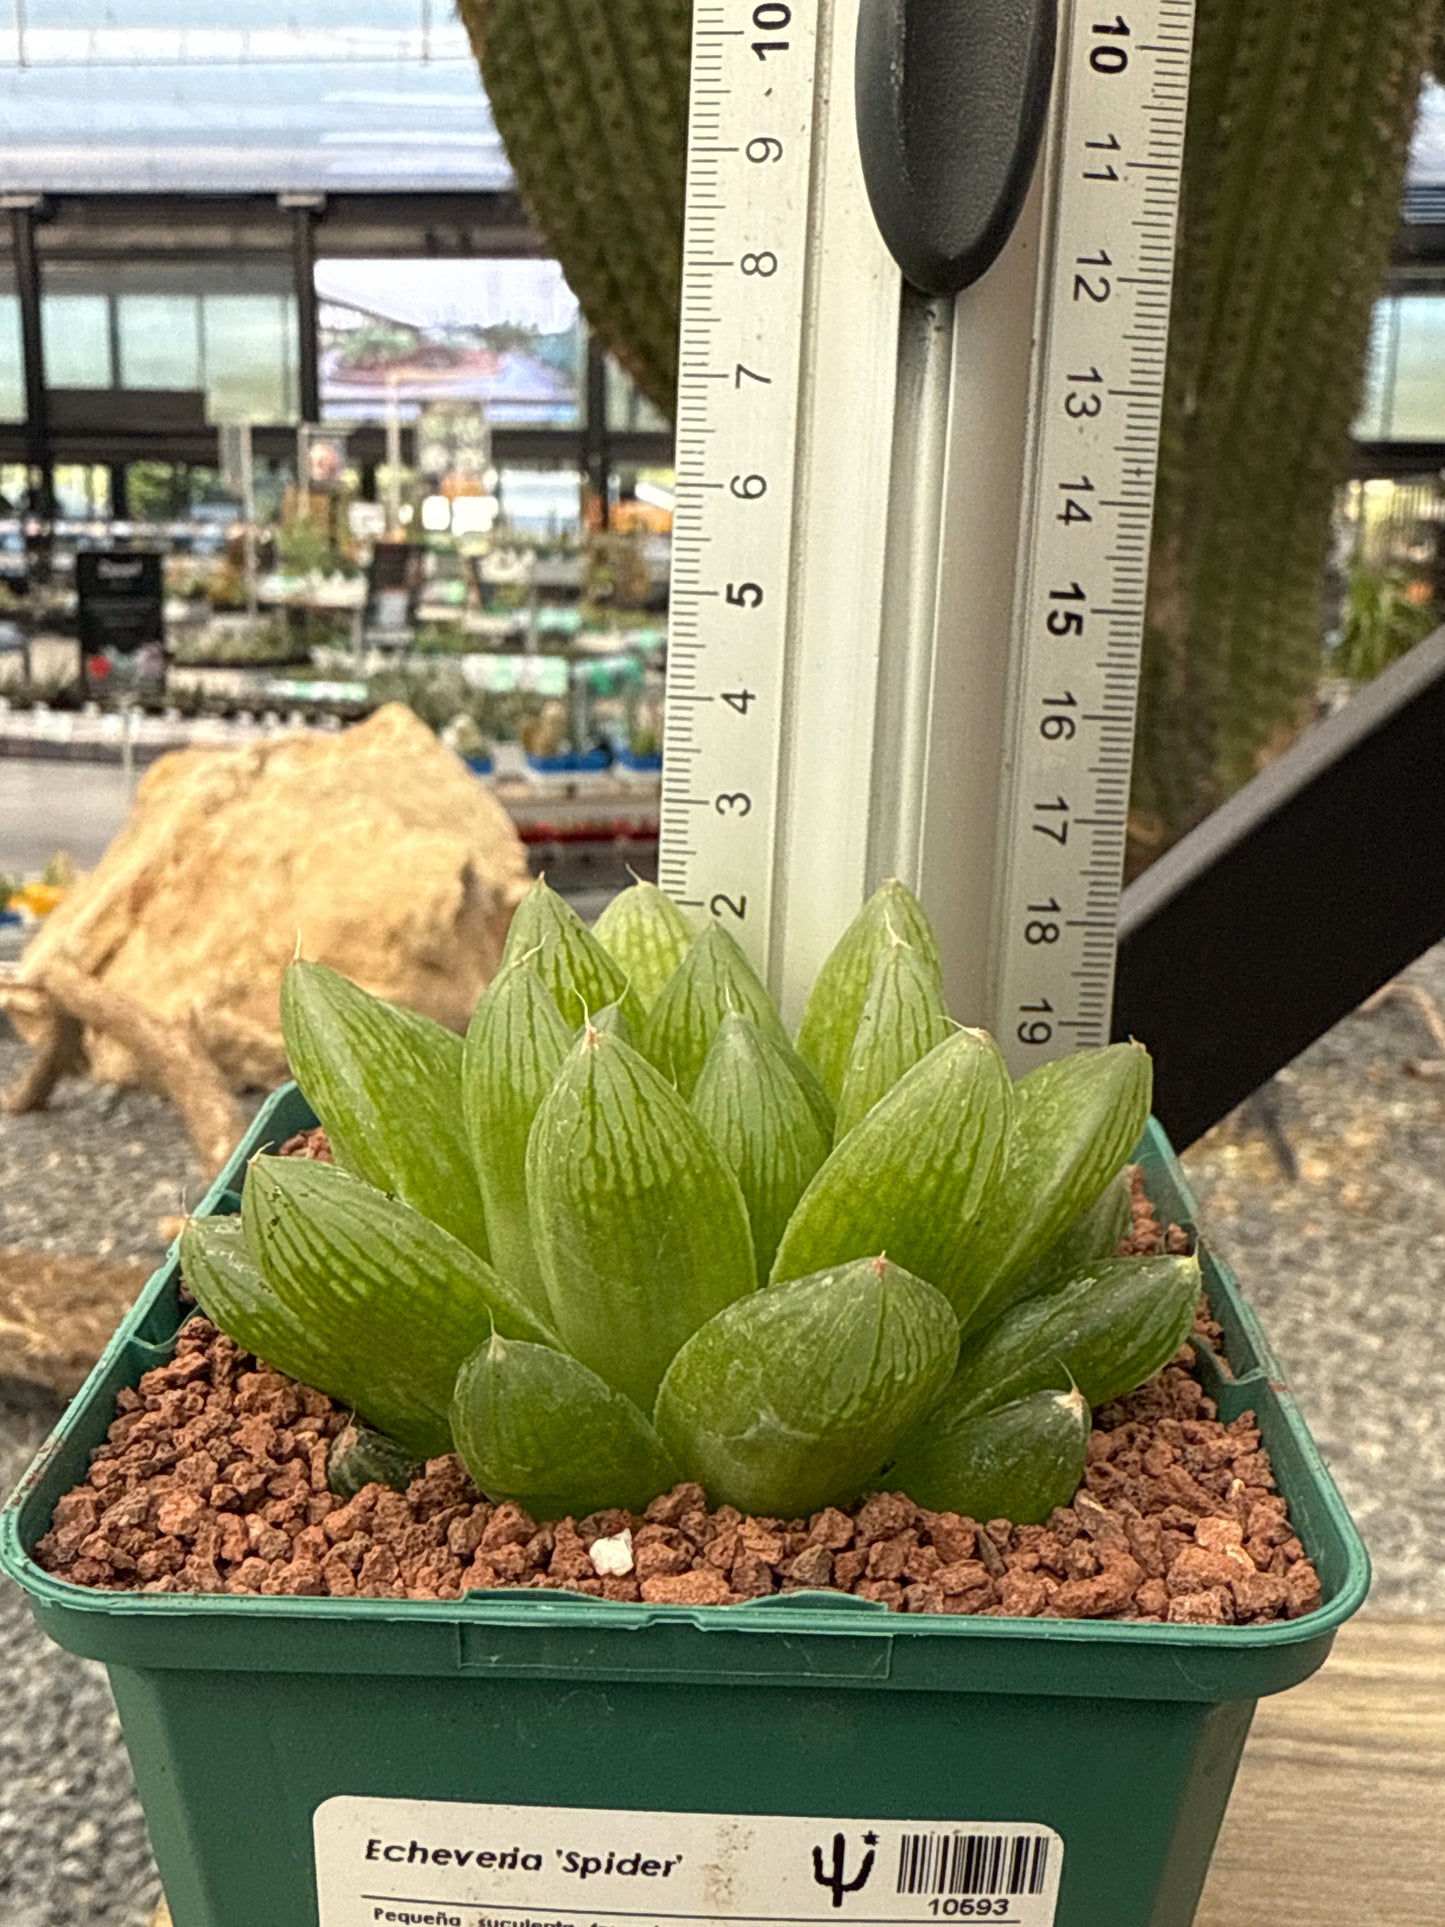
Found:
<box><xmin>1</xmin><ymin>1086</ymin><xmax>1368</xmax><ymax>1927</ymax></box>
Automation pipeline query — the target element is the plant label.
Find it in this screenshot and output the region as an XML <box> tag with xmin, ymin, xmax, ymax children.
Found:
<box><xmin>314</xmin><ymin>1797</ymin><xmax>1063</xmax><ymax>1926</ymax></box>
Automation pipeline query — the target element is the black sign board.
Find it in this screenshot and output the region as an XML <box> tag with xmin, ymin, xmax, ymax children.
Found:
<box><xmin>367</xmin><ymin>542</ymin><xmax>423</xmax><ymax>597</ymax></box>
<box><xmin>76</xmin><ymin>551</ymin><xmax>165</xmax><ymax>657</ymax></box>
<box><xmin>365</xmin><ymin>541</ymin><xmax>423</xmax><ymax>638</ymax></box>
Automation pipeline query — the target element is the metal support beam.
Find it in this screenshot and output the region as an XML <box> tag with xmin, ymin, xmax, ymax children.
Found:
<box><xmin>7</xmin><ymin>196</ymin><xmax>53</xmax><ymax>570</ymax></box>
<box><xmin>1113</xmin><ymin>626</ymin><xmax>1445</xmax><ymax>1148</ymax></box>
<box><xmin>283</xmin><ymin>194</ymin><xmax>324</xmax><ymax>424</ymax></box>
<box><xmin>585</xmin><ymin>335</ymin><xmax>612</xmax><ymax>529</ymax></box>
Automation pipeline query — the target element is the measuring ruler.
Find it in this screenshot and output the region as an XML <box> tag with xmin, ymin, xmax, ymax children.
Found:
<box><xmin>660</xmin><ymin>0</ymin><xmax>1194</xmax><ymax>1073</ymax></box>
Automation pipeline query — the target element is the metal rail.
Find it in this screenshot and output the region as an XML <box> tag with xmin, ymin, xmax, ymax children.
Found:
<box><xmin>1113</xmin><ymin>626</ymin><xmax>1445</xmax><ymax>1147</ymax></box>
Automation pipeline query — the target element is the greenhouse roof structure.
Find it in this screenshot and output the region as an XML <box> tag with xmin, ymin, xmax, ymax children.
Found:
<box><xmin>0</xmin><ymin>1</ymin><xmax>514</xmax><ymax>195</ymax></box>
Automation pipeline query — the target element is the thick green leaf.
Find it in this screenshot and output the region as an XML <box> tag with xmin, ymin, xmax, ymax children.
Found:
<box><xmin>281</xmin><ymin>960</ymin><xmax>488</xmax><ymax>1258</ymax></box>
<box><xmin>1006</xmin><ymin>1171</ymin><xmax>1134</xmax><ymax>1308</ymax></box>
<box><xmin>654</xmin><ymin>1256</ymin><xmax>959</xmax><ymax>1516</ymax></box>
<box><xmin>833</xmin><ymin>937</ymin><xmax>954</xmax><ymax>1142</ymax></box>
<box><xmin>327</xmin><ymin>1424</ymin><xmax>418</xmax><ymax>1501</ymax></box>
<box><xmin>463</xmin><ymin>959</ymin><xmax>574</xmax><ymax>1322</ymax></box>
<box><xmin>592</xmin><ymin>881</ymin><xmax>697</xmax><ymax>1011</ymax></box>
<box><xmin>795</xmin><ymin>880</ymin><xmax>943</xmax><ymax>1104</ymax></box>
<box><xmin>242</xmin><ymin>1157</ymin><xmax>555</xmax><ymax>1459</ymax></box>
<box><xmin>179</xmin><ymin>1216</ymin><xmax>331</xmax><ymax>1384</ymax></box>
<box><xmin>503</xmin><ymin>876</ymin><xmax>645</xmax><ymax>1030</ymax></box>
<box><xmin>770</xmin><ymin>1029</ymin><xmax>1013</xmax><ymax>1326</ymax></box>
<box><xmin>691</xmin><ymin>1013</ymin><xmax>834</xmax><ymax>1286</ymax></box>
<box><xmin>452</xmin><ymin>1334</ymin><xmax>677</xmax><ymax>1518</ymax></box>
<box><xmin>527</xmin><ymin>1029</ymin><xmax>755</xmax><ymax>1410</ymax></box>
<box><xmin>887</xmin><ymin>1387</ymin><xmax>1090</xmax><ymax>1524</ymax></box>
<box><xmin>640</xmin><ymin>921</ymin><xmax>790</xmax><ymax>1099</ymax></box>
<box><xmin>587</xmin><ymin>1000</ymin><xmax>637</xmax><ymax>1046</ymax></box>
<box><xmin>948</xmin><ymin>1252</ymin><xmax>1202</xmax><ymax>1420</ymax></box>
<box><xmin>962</xmin><ymin>1043</ymin><xmax>1154</xmax><ymax>1333</ymax></box>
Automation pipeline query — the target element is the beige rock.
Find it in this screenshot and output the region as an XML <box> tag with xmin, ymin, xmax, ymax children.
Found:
<box><xmin>0</xmin><ymin>1248</ymin><xmax>152</xmax><ymax>1396</ymax></box>
<box><xmin>15</xmin><ymin>704</ymin><xmax>530</xmax><ymax>1090</ymax></box>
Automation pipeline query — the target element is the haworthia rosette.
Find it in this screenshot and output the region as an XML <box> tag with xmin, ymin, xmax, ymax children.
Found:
<box><xmin>833</xmin><ymin>936</ymin><xmax>954</xmax><ymax>1143</ymax></box>
<box><xmin>654</xmin><ymin>1255</ymin><xmax>959</xmax><ymax>1516</ymax></box>
<box><xmin>962</xmin><ymin>1043</ymin><xmax>1154</xmax><ymax>1333</ymax></box>
<box><xmin>526</xmin><ymin>1028</ymin><xmax>755</xmax><ymax>1411</ymax></box>
<box><xmin>592</xmin><ymin>881</ymin><xmax>697</xmax><ymax>1012</ymax></box>
<box><xmin>462</xmin><ymin>959</ymin><xmax>574</xmax><ymax>1326</ymax></box>
<box><xmin>502</xmin><ymin>876</ymin><xmax>645</xmax><ymax>1032</ymax></box>
<box><xmin>242</xmin><ymin>1156</ymin><xmax>555</xmax><ymax>1459</ymax></box>
<box><xmin>770</xmin><ymin>1028</ymin><xmax>1013</xmax><ymax>1326</ymax></box>
<box><xmin>640</xmin><ymin>920</ymin><xmax>791</xmax><ymax>1099</ymax></box>
<box><xmin>451</xmin><ymin>1333</ymin><xmax>677</xmax><ymax>1519</ymax></box>
<box><xmin>281</xmin><ymin>960</ymin><xmax>489</xmax><ymax>1257</ymax></box>
<box><xmin>948</xmin><ymin>1251</ymin><xmax>1203</xmax><ymax>1420</ymax></box>
<box><xmin>691</xmin><ymin>1012</ymin><xmax>834</xmax><ymax>1286</ymax></box>
<box><xmin>888</xmin><ymin>1387</ymin><xmax>1090</xmax><ymax>1524</ymax></box>
<box><xmin>794</xmin><ymin>880</ymin><xmax>943</xmax><ymax>1105</ymax></box>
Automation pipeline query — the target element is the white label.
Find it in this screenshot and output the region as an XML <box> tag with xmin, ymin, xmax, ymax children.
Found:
<box><xmin>314</xmin><ymin>1798</ymin><xmax>1063</xmax><ymax>1927</ymax></box>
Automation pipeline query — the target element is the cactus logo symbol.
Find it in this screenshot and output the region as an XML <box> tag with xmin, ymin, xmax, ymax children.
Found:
<box><xmin>812</xmin><ymin>1831</ymin><xmax>877</xmax><ymax>1908</ymax></box>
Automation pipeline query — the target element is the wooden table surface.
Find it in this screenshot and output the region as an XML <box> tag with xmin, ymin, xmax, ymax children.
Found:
<box><xmin>149</xmin><ymin>1617</ymin><xmax>1443</xmax><ymax>1927</ymax></box>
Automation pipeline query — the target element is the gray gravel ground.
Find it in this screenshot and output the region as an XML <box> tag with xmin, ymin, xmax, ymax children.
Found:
<box><xmin>0</xmin><ymin>1379</ymin><xmax>161</xmax><ymax>1927</ymax></box>
<box><xmin>1180</xmin><ymin>942</ymin><xmax>1445</xmax><ymax>1618</ymax></box>
<box><xmin>1</xmin><ymin>946</ymin><xmax>1443</xmax><ymax>1923</ymax></box>
<box><xmin>0</xmin><ymin>1044</ymin><xmax>241</xmax><ymax>1926</ymax></box>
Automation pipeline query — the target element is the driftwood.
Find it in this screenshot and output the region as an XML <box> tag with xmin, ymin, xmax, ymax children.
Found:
<box><xmin>1362</xmin><ymin>978</ymin><xmax>1445</xmax><ymax>1079</ymax></box>
<box><xmin>1</xmin><ymin>962</ymin><xmax>244</xmax><ymax>1178</ymax></box>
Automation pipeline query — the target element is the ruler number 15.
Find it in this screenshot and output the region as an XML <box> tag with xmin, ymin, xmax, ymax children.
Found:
<box><xmin>752</xmin><ymin>2</ymin><xmax>791</xmax><ymax>59</ymax></box>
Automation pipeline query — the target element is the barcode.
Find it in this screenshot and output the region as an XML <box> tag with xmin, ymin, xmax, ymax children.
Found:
<box><xmin>895</xmin><ymin>1832</ymin><xmax>1052</xmax><ymax>1898</ymax></box>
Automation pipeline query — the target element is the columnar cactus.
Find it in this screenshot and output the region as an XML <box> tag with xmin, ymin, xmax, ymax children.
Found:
<box><xmin>465</xmin><ymin>0</ymin><xmax>1442</xmax><ymax>860</ymax></box>
<box><xmin>1134</xmin><ymin>1</ymin><xmax>1440</xmax><ymax>863</ymax></box>
<box><xmin>457</xmin><ymin>0</ymin><xmax>691</xmax><ymax>418</ymax></box>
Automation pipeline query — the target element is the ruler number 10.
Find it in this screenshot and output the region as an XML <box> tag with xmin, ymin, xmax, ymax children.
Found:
<box><xmin>752</xmin><ymin>2</ymin><xmax>790</xmax><ymax>59</ymax></box>
<box><xmin>1090</xmin><ymin>15</ymin><xmax>1130</xmax><ymax>74</ymax></box>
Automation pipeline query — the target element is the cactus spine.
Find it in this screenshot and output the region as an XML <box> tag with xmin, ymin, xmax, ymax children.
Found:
<box><xmin>466</xmin><ymin>0</ymin><xmax>1440</xmax><ymax>860</ymax></box>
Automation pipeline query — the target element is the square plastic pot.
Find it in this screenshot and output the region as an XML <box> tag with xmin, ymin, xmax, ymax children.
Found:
<box><xmin>1</xmin><ymin>1088</ymin><xmax>1369</xmax><ymax>1927</ymax></box>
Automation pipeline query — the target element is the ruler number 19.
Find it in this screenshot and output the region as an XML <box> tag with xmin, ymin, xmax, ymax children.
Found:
<box><xmin>1018</xmin><ymin>999</ymin><xmax>1055</xmax><ymax>1048</ymax></box>
<box><xmin>752</xmin><ymin>2</ymin><xmax>790</xmax><ymax>59</ymax></box>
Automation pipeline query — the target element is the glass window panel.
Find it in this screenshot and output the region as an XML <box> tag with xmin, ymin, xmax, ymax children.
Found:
<box><xmin>43</xmin><ymin>293</ymin><xmax>112</xmax><ymax>387</ymax></box>
<box><xmin>0</xmin><ymin>3</ymin><xmax>510</xmax><ymax>195</ymax></box>
<box><xmin>118</xmin><ymin>294</ymin><xmax>202</xmax><ymax>391</ymax></box>
<box><xmin>496</xmin><ymin>466</ymin><xmax>585</xmax><ymax>538</ymax></box>
<box><xmin>318</xmin><ymin>259</ymin><xmax>582</xmax><ymax>428</ymax></box>
<box><xmin>202</xmin><ymin>293</ymin><xmax>298</xmax><ymax>424</ymax></box>
<box><xmin>1380</xmin><ymin>295</ymin><xmax>1445</xmax><ymax>440</ymax></box>
<box><xmin>605</xmin><ymin>357</ymin><xmax>670</xmax><ymax>434</ymax></box>
<box><xmin>0</xmin><ymin>293</ymin><xmax>23</xmax><ymax>419</ymax></box>
<box><xmin>1411</xmin><ymin>81</ymin><xmax>1445</xmax><ymax>187</ymax></box>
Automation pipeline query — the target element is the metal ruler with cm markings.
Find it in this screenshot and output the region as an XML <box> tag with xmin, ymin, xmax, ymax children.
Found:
<box><xmin>659</xmin><ymin>0</ymin><xmax>1193</xmax><ymax>1073</ymax></box>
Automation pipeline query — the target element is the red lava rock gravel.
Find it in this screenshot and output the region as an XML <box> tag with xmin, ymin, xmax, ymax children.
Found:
<box><xmin>34</xmin><ymin>1308</ymin><xmax>1322</xmax><ymax>1625</ymax></box>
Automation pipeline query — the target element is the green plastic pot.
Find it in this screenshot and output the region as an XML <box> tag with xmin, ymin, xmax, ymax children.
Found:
<box><xmin>1</xmin><ymin>1086</ymin><xmax>1369</xmax><ymax>1927</ymax></box>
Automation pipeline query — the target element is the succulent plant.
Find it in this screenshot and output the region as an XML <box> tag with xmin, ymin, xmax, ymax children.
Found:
<box><xmin>182</xmin><ymin>879</ymin><xmax>1199</xmax><ymax>1531</ymax></box>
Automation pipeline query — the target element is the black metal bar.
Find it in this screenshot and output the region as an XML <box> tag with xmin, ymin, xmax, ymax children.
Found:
<box><xmin>585</xmin><ymin>334</ymin><xmax>612</xmax><ymax>529</ymax></box>
<box><xmin>1349</xmin><ymin>439</ymin><xmax>1445</xmax><ymax>480</ymax></box>
<box><xmin>1113</xmin><ymin>626</ymin><xmax>1445</xmax><ymax>1149</ymax></box>
<box><xmin>9</xmin><ymin>198</ymin><xmax>53</xmax><ymax>566</ymax></box>
<box><xmin>288</xmin><ymin>197</ymin><xmax>323</xmax><ymax>424</ymax></box>
<box><xmin>109</xmin><ymin>462</ymin><xmax>129</xmax><ymax>519</ymax></box>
